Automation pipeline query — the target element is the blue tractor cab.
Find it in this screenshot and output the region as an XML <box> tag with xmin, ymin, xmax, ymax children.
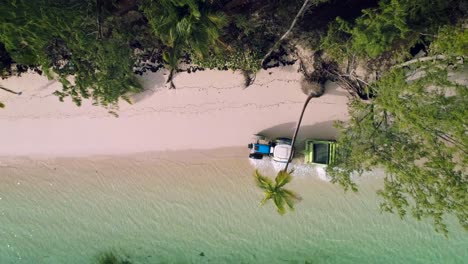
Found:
<box><xmin>248</xmin><ymin>143</ymin><xmax>272</xmax><ymax>159</ymax></box>
<box><xmin>248</xmin><ymin>134</ymin><xmax>273</xmax><ymax>159</ymax></box>
<box><xmin>253</xmin><ymin>143</ymin><xmax>272</xmax><ymax>154</ymax></box>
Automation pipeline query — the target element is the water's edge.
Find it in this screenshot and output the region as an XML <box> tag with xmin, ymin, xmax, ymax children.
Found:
<box><xmin>0</xmin><ymin>149</ymin><xmax>466</xmax><ymax>263</ymax></box>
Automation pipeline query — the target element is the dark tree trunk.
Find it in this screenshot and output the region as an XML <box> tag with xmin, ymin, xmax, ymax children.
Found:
<box><xmin>96</xmin><ymin>0</ymin><xmax>103</xmax><ymax>40</ymax></box>
<box><xmin>166</xmin><ymin>68</ymin><xmax>176</xmax><ymax>89</ymax></box>
<box><xmin>224</xmin><ymin>0</ymin><xmax>253</xmax><ymax>10</ymax></box>
<box><xmin>261</xmin><ymin>0</ymin><xmax>312</xmax><ymax>68</ymax></box>
<box><xmin>0</xmin><ymin>86</ymin><xmax>21</xmax><ymax>95</ymax></box>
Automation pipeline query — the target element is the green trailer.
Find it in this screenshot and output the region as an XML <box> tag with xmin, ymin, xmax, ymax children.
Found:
<box><xmin>304</xmin><ymin>139</ymin><xmax>336</xmax><ymax>166</ymax></box>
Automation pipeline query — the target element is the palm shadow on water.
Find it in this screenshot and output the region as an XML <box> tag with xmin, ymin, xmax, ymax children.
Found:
<box><xmin>258</xmin><ymin>120</ymin><xmax>338</xmax><ymax>152</ymax></box>
<box><xmin>95</xmin><ymin>250</ymin><xmax>132</xmax><ymax>264</ymax></box>
<box><xmin>130</xmin><ymin>71</ymin><xmax>166</xmax><ymax>103</ymax></box>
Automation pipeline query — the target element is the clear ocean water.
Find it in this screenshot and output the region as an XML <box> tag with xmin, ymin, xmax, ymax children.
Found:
<box><xmin>0</xmin><ymin>148</ymin><xmax>466</xmax><ymax>263</ymax></box>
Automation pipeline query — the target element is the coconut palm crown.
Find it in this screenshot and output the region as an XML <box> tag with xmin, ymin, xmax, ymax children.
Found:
<box><xmin>254</xmin><ymin>169</ymin><xmax>302</xmax><ymax>215</ymax></box>
<box><xmin>141</xmin><ymin>0</ymin><xmax>226</xmax><ymax>88</ymax></box>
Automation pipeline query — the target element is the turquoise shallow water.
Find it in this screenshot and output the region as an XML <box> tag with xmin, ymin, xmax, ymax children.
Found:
<box><xmin>0</xmin><ymin>149</ymin><xmax>466</xmax><ymax>263</ymax></box>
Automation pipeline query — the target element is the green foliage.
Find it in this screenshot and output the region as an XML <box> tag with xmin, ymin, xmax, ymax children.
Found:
<box><xmin>320</xmin><ymin>0</ymin><xmax>411</xmax><ymax>60</ymax></box>
<box><xmin>52</xmin><ymin>39</ymin><xmax>140</xmax><ymax>106</ymax></box>
<box><xmin>319</xmin><ymin>19</ymin><xmax>352</xmax><ymax>63</ymax></box>
<box><xmin>192</xmin><ymin>49</ymin><xmax>262</xmax><ymax>72</ymax></box>
<box><xmin>210</xmin><ymin>2</ymin><xmax>309</xmax><ymax>73</ymax></box>
<box><xmin>254</xmin><ymin>170</ymin><xmax>301</xmax><ymax>215</ymax></box>
<box><xmin>350</xmin><ymin>0</ymin><xmax>410</xmax><ymax>58</ymax></box>
<box><xmin>0</xmin><ymin>0</ymin><xmax>142</xmax><ymax>106</ymax></box>
<box><xmin>193</xmin><ymin>13</ymin><xmax>267</xmax><ymax>72</ymax></box>
<box><xmin>430</xmin><ymin>25</ymin><xmax>468</xmax><ymax>57</ymax></box>
<box><xmin>321</xmin><ymin>0</ymin><xmax>462</xmax><ymax>60</ymax></box>
<box><xmin>328</xmin><ymin>60</ymin><xmax>468</xmax><ymax>235</ymax></box>
<box><xmin>141</xmin><ymin>0</ymin><xmax>226</xmax><ymax>71</ymax></box>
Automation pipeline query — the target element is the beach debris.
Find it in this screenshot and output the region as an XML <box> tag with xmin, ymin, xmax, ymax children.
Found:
<box><xmin>0</xmin><ymin>85</ymin><xmax>22</xmax><ymax>95</ymax></box>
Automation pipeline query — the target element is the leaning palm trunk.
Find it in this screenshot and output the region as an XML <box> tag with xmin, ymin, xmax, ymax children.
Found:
<box><xmin>283</xmin><ymin>93</ymin><xmax>314</xmax><ymax>172</ymax></box>
<box><xmin>260</xmin><ymin>0</ymin><xmax>312</xmax><ymax>67</ymax></box>
<box><xmin>284</xmin><ymin>76</ymin><xmax>325</xmax><ymax>171</ymax></box>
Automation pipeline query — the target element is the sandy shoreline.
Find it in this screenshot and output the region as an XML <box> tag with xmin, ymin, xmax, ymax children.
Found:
<box><xmin>0</xmin><ymin>65</ymin><xmax>349</xmax><ymax>157</ymax></box>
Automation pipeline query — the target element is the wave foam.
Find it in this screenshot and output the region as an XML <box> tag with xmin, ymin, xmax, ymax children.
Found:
<box><xmin>248</xmin><ymin>157</ymin><xmax>332</xmax><ymax>182</ymax></box>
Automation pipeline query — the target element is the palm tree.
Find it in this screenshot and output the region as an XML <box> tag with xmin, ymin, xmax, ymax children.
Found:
<box><xmin>254</xmin><ymin>76</ymin><xmax>324</xmax><ymax>214</ymax></box>
<box><xmin>141</xmin><ymin>0</ymin><xmax>226</xmax><ymax>89</ymax></box>
<box><xmin>261</xmin><ymin>0</ymin><xmax>312</xmax><ymax>67</ymax></box>
<box><xmin>254</xmin><ymin>169</ymin><xmax>301</xmax><ymax>215</ymax></box>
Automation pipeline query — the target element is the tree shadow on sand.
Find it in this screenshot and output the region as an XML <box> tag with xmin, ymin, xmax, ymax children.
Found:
<box><xmin>323</xmin><ymin>80</ymin><xmax>349</xmax><ymax>97</ymax></box>
<box><xmin>130</xmin><ymin>71</ymin><xmax>166</xmax><ymax>103</ymax></box>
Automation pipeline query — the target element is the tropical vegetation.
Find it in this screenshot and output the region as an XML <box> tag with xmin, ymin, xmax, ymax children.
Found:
<box><xmin>0</xmin><ymin>0</ymin><xmax>466</xmax><ymax>234</ymax></box>
<box><xmin>140</xmin><ymin>0</ymin><xmax>226</xmax><ymax>89</ymax></box>
<box><xmin>0</xmin><ymin>0</ymin><xmax>143</xmax><ymax>107</ymax></box>
<box><xmin>327</xmin><ymin>28</ymin><xmax>467</xmax><ymax>235</ymax></box>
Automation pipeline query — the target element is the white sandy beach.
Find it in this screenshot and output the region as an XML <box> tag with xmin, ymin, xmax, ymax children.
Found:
<box><xmin>0</xmin><ymin>65</ymin><xmax>349</xmax><ymax>157</ymax></box>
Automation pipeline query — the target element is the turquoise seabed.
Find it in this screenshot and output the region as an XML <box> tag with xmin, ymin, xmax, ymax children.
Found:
<box><xmin>0</xmin><ymin>149</ymin><xmax>466</xmax><ymax>263</ymax></box>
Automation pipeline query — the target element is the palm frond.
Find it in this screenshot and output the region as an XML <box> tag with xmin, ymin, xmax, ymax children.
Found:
<box><xmin>274</xmin><ymin>194</ymin><xmax>286</xmax><ymax>215</ymax></box>
<box><xmin>176</xmin><ymin>18</ymin><xmax>191</xmax><ymax>37</ymax></box>
<box><xmin>260</xmin><ymin>191</ymin><xmax>273</xmax><ymax>205</ymax></box>
<box><xmin>207</xmin><ymin>13</ymin><xmax>226</xmax><ymax>27</ymax></box>
<box><xmin>254</xmin><ymin>170</ymin><xmax>273</xmax><ymax>190</ymax></box>
<box><xmin>275</xmin><ymin>170</ymin><xmax>293</xmax><ymax>188</ymax></box>
<box><xmin>142</xmin><ymin>0</ymin><xmax>226</xmax><ymax>71</ymax></box>
<box><xmin>282</xmin><ymin>189</ymin><xmax>302</xmax><ymax>210</ymax></box>
<box><xmin>190</xmin><ymin>6</ymin><xmax>201</xmax><ymax>19</ymax></box>
<box><xmin>283</xmin><ymin>189</ymin><xmax>302</xmax><ymax>201</ymax></box>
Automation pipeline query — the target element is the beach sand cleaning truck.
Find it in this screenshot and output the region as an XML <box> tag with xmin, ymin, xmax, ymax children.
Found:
<box><xmin>304</xmin><ymin>139</ymin><xmax>336</xmax><ymax>166</ymax></box>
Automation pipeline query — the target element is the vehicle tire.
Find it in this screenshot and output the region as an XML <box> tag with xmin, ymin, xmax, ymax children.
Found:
<box><xmin>249</xmin><ymin>153</ymin><xmax>263</xmax><ymax>160</ymax></box>
<box><xmin>253</xmin><ymin>134</ymin><xmax>266</xmax><ymax>141</ymax></box>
